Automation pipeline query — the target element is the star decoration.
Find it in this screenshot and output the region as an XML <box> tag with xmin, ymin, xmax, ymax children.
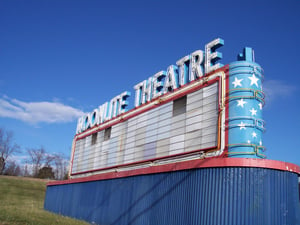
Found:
<box><xmin>259</xmin><ymin>140</ymin><xmax>262</xmax><ymax>146</ymax></box>
<box><xmin>238</xmin><ymin>121</ymin><xmax>246</xmax><ymax>130</ymax></box>
<box><xmin>258</xmin><ymin>103</ymin><xmax>263</xmax><ymax>110</ymax></box>
<box><xmin>232</xmin><ymin>77</ymin><xmax>243</xmax><ymax>88</ymax></box>
<box><xmin>250</xmin><ymin>108</ymin><xmax>257</xmax><ymax>116</ymax></box>
<box><xmin>237</xmin><ymin>99</ymin><xmax>247</xmax><ymax>108</ymax></box>
<box><xmin>247</xmin><ymin>140</ymin><xmax>251</xmax><ymax>144</ymax></box>
<box><xmin>248</xmin><ymin>74</ymin><xmax>259</xmax><ymax>87</ymax></box>
<box><xmin>252</xmin><ymin>132</ymin><xmax>257</xmax><ymax>138</ymax></box>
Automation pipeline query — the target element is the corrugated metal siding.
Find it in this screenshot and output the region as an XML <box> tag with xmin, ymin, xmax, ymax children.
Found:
<box><xmin>45</xmin><ymin>167</ymin><xmax>300</xmax><ymax>225</ymax></box>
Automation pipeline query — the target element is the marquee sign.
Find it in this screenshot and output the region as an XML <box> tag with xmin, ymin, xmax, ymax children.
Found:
<box><xmin>69</xmin><ymin>38</ymin><xmax>266</xmax><ymax>178</ymax></box>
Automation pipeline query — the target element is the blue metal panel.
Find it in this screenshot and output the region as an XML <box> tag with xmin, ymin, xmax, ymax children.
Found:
<box><xmin>45</xmin><ymin>167</ymin><xmax>300</xmax><ymax>225</ymax></box>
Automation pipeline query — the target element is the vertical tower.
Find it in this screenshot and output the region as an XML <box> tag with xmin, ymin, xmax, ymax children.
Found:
<box><xmin>228</xmin><ymin>47</ymin><xmax>266</xmax><ymax>158</ymax></box>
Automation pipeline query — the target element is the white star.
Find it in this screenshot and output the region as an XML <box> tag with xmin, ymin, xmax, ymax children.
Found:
<box><xmin>232</xmin><ymin>77</ymin><xmax>243</xmax><ymax>88</ymax></box>
<box><xmin>248</xmin><ymin>74</ymin><xmax>259</xmax><ymax>87</ymax></box>
<box><xmin>258</xmin><ymin>103</ymin><xmax>263</xmax><ymax>110</ymax></box>
<box><xmin>259</xmin><ymin>140</ymin><xmax>262</xmax><ymax>146</ymax></box>
<box><xmin>250</xmin><ymin>108</ymin><xmax>257</xmax><ymax>116</ymax></box>
<box><xmin>237</xmin><ymin>99</ymin><xmax>247</xmax><ymax>108</ymax></box>
<box><xmin>247</xmin><ymin>140</ymin><xmax>251</xmax><ymax>144</ymax></box>
<box><xmin>252</xmin><ymin>132</ymin><xmax>257</xmax><ymax>138</ymax></box>
<box><xmin>238</xmin><ymin>121</ymin><xmax>246</xmax><ymax>130</ymax></box>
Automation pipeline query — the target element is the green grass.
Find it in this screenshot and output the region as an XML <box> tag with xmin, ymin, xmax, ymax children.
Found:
<box><xmin>0</xmin><ymin>175</ymin><xmax>89</xmax><ymax>225</ymax></box>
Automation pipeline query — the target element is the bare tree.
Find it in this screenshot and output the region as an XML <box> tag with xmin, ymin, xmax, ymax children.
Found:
<box><xmin>25</xmin><ymin>146</ymin><xmax>69</xmax><ymax>179</ymax></box>
<box><xmin>44</xmin><ymin>154</ymin><xmax>56</xmax><ymax>167</ymax></box>
<box><xmin>23</xmin><ymin>164</ymin><xmax>30</xmax><ymax>177</ymax></box>
<box><xmin>4</xmin><ymin>160</ymin><xmax>21</xmax><ymax>176</ymax></box>
<box><xmin>26</xmin><ymin>147</ymin><xmax>46</xmax><ymax>177</ymax></box>
<box><xmin>0</xmin><ymin>128</ymin><xmax>20</xmax><ymax>174</ymax></box>
<box><xmin>51</xmin><ymin>153</ymin><xmax>68</xmax><ymax>180</ymax></box>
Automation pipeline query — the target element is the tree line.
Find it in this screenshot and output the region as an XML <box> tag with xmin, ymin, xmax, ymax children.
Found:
<box><xmin>0</xmin><ymin>127</ymin><xmax>69</xmax><ymax>180</ymax></box>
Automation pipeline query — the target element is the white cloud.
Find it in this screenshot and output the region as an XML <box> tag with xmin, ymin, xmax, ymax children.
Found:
<box><xmin>0</xmin><ymin>96</ymin><xmax>85</xmax><ymax>124</ymax></box>
<box><xmin>263</xmin><ymin>80</ymin><xmax>297</xmax><ymax>104</ymax></box>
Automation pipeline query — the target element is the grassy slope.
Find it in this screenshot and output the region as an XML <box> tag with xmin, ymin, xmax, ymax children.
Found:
<box><xmin>0</xmin><ymin>175</ymin><xmax>89</xmax><ymax>225</ymax></box>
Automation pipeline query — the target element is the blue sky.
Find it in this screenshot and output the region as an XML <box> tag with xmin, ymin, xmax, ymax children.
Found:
<box><xmin>0</xmin><ymin>0</ymin><xmax>299</xmax><ymax>166</ymax></box>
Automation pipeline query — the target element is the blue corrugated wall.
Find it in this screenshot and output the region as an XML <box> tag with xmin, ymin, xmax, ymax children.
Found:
<box><xmin>44</xmin><ymin>167</ymin><xmax>300</xmax><ymax>225</ymax></box>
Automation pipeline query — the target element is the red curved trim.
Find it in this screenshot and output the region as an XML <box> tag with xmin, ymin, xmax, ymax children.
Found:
<box><xmin>47</xmin><ymin>158</ymin><xmax>300</xmax><ymax>186</ymax></box>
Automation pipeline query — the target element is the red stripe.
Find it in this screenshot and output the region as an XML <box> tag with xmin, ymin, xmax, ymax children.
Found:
<box><xmin>69</xmin><ymin>140</ymin><xmax>76</xmax><ymax>176</ymax></box>
<box><xmin>48</xmin><ymin>158</ymin><xmax>300</xmax><ymax>186</ymax></box>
